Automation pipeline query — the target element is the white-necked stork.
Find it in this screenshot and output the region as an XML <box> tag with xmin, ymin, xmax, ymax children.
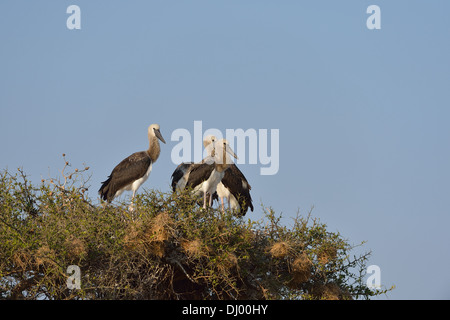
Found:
<box><xmin>185</xmin><ymin>139</ymin><xmax>237</xmax><ymax>209</ymax></box>
<box><xmin>199</xmin><ymin>136</ymin><xmax>253</xmax><ymax>216</ymax></box>
<box><xmin>99</xmin><ymin>124</ymin><xmax>166</xmax><ymax>210</ymax></box>
<box><xmin>215</xmin><ymin>165</ymin><xmax>254</xmax><ymax>216</ymax></box>
<box><xmin>171</xmin><ymin>135</ymin><xmax>216</xmax><ymax>192</ymax></box>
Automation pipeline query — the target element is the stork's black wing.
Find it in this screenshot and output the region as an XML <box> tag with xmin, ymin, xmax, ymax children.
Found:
<box><xmin>221</xmin><ymin>164</ymin><xmax>253</xmax><ymax>214</ymax></box>
<box><xmin>186</xmin><ymin>163</ymin><xmax>215</xmax><ymax>189</ymax></box>
<box><xmin>171</xmin><ymin>162</ymin><xmax>193</xmax><ymax>191</ymax></box>
<box><xmin>99</xmin><ymin>151</ymin><xmax>151</xmax><ymax>202</ymax></box>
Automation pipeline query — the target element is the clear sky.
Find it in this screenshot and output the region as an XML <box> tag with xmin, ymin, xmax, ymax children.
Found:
<box><xmin>1</xmin><ymin>1</ymin><xmax>449</xmax><ymax>299</ymax></box>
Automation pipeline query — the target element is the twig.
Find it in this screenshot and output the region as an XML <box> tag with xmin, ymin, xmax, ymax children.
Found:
<box><xmin>169</xmin><ymin>258</ymin><xmax>197</xmax><ymax>284</ymax></box>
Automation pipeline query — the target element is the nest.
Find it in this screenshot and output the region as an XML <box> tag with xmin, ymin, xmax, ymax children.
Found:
<box><xmin>290</xmin><ymin>252</ymin><xmax>313</xmax><ymax>285</ymax></box>
<box><xmin>65</xmin><ymin>237</ymin><xmax>87</xmax><ymax>259</ymax></box>
<box><xmin>310</xmin><ymin>282</ymin><xmax>352</xmax><ymax>300</ymax></box>
<box><xmin>123</xmin><ymin>211</ymin><xmax>174</xmax><ymax>258</ymax></box>
<box><xmin>269</xmin><ymin>241</ymin><xmax>292</xmax><ymax>258</ymax></box>
<box><xmin>317</xmin><ymin>244</ymin><xmax>338</xmax><ymax>265</ymax></box>
<box><xmin>181</xmin><ymin>239</ymin><xmax>208</xmax><ymax>258</ymax></box>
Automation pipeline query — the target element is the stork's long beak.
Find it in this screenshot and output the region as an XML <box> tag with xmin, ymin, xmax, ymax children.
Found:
<box><xmin>154</xmin><ymin>128</ymin><xmax>166</xmax><ymax>144</ymax></box>
<box><xmin>226</xmin><ymin>145</ymin><xmax>238</xmax><ymax>160</ymax></box>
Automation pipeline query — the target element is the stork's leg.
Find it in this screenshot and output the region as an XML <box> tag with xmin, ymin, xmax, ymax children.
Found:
<box><xmin>209</xmin><ymin>192</ymin><xmax>213</xmax><ymax>207</ymax></box>
<box><xmin>221</xmin><ymin>197</ymin><xmax>225</xmax><ymax>213</ymax></box>
<box><xmin>203</xmin><ymin>192</ymin><xmax>207</xmax><ymax>209</ymax></box>
<box><xmin>129</xmin><ymin>190</ymin><xmax>136</xmax><ymax>212</ymax></box>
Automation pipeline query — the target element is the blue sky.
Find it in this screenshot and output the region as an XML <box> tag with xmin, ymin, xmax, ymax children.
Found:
<box><xmin>1</xmin><ymin>1</ymin><xmax>449</xmax><ymax>299</ymax></box>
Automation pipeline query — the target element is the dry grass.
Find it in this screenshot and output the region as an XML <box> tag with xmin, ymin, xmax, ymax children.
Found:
<box><xmin>35</xmin><ymin>245</ymin><xmax>57</xmax><ymax>267</ymax></box>
<box><xmin>12</xmin><ymin>250</ymin><xmax>30</xmax><ymax>271</ymax></box>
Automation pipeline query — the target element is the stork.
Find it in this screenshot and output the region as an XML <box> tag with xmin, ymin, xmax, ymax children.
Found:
<box><xmin>98</xmin><ymin>124</ymin><xmax>166</xmax><ymax>211</ymax></box>
<box><xmin>215</xmin><ymin>165</ymin><xmax>254</xmax><ymax>216</ymax></box>
<box><xmin>199</xmin><ymin>138</ymin><xmax>253</xmax><ymax>216</ymax></box>
<box><xmin>171</xmin><ymin>135</ymin><xmax>216</xmax><ymax>192</ymax></box>
<box><xmin>185</xmin><ymin>139</ymin><xmax>237</xmax><ymax>209</ymax></box>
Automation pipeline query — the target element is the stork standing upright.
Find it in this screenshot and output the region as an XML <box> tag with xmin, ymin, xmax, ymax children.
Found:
<box><xmin>171</xmin><ymin>135</ymin><xmax>216</xmax><ymax>192</ymax></box>
<box><xmin>99</xmin><ymin>124</ymin><xmax>166</xmax><ymax>210</ymax></box>
<box><xmin>215</xmin><ymin>165</ymin><xmax>254</xmax><ymax>216</ymax></box>
<box><xmin>200</xmin><ymin>138</ymin><xmax>253</xmax><ymax>216</ymax></box>
<box><xmin>185</xmin><ymin>139</ymin><xmax>237</xmax><ymax>209</ymax></box>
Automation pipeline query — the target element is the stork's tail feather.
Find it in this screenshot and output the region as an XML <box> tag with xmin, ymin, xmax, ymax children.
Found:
<box><xmin>98</xmin><ymin>177</ymin><xmax>112</xmax><ymax>202</ymax></box>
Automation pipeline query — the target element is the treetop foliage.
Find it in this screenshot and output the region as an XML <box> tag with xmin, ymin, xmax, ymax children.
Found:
<box><xmin>0</xmin><ymin>158</ymin><xmax>391</xmax><ymax>300</ymax></box>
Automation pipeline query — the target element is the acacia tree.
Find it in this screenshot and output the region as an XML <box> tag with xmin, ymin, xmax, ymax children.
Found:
<box><xmin>0</xmin><ymin>159</ymin><xmax>392</xmax><ymax>300</ymax></box>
